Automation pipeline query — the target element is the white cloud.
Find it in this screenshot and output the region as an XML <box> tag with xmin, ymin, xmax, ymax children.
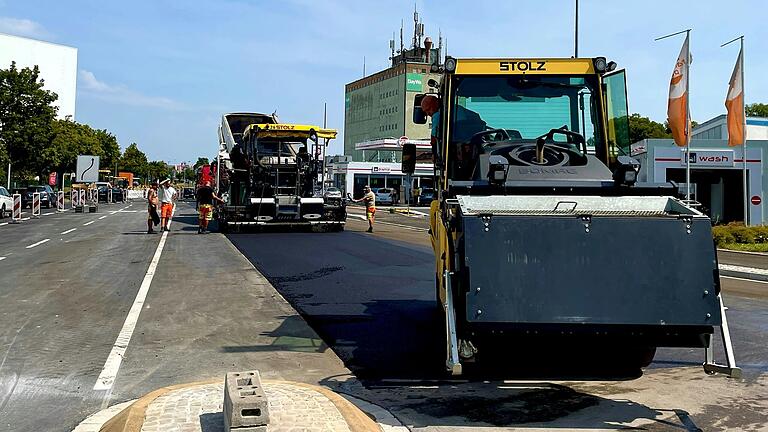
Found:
<box><xmin>0</xmin><ymin>17</ymin><xmax>50</xmax><ymax>39</ymax></box>
<box><xmin>78</xmin><ymin>69</ymin><xmax>186</xmax><ymax>110</ymax></box>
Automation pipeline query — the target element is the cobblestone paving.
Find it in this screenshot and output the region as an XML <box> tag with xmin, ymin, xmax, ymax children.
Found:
<box><xmin>141</xmin><ymin>382</ymin><xmax>353</xmax><ymax>432</ymax></box>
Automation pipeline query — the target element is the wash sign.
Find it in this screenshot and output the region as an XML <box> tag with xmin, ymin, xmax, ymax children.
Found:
<box><xmin>406</xmin><ymin>73</ymin><xmax>423</xmax><ymax>92</ymax></box>
<box><xmin>681</xmin><ymin>149</ymin><xmax>735</xmax><ymax>167</ymax></box>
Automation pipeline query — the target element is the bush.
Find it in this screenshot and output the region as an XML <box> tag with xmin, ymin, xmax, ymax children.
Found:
<box><xmin>712</xmin><ymin>226</ymin><xmax>735</xmax><ymax>247</ymax></box>
<box><xmin>712</xmin><ymin>224</ymin><xmax>768</xmax><ymax>248</ymax></box>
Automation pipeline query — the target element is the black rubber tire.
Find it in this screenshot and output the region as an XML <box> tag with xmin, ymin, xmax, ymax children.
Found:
<box><xmin>0</xmin><ymin>204</ymin><xmax>5</xmax><ymax>219</ymax></box>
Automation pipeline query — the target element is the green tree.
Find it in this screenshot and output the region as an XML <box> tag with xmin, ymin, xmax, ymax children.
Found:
<box><xmin>0</xmin><ymin>62</ymin><xmax>58</xmax><ymax>180</ymax></box>
<box><xmin>628</xmin><ymin>114</ymin><xmax>670</xmax><ymax>143</ymax></box>
<box><xmin>193</xmin><ymin>157</ymin><xmax>209</xmax><ymax>169</ymax></box>
<box><xmin>746</xmin><ymin>103</ymin><xmax>768</xmax><ymax>117</ymax></box>
<box><xmin>147</xmin><ymin>160</ymin><xmax>171</xmax><ymax>182</ymax></box>
<box><xmin>119</xmin><ymin>143</ymin><xmax>148</xmax><ymax>175</ymax></box>
<box><xmin>94</xmin><ymin>128</ymin><xmax>120</xmax><ymax>170</ymax></box>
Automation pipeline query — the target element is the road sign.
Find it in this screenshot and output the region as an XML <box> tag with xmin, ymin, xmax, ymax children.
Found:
<box><xmin>751</xmin><ymin>195</ymin><xmax>761</xmax><ymax>206</ymax></box>
<box><xmin>76</xmin><ymin>155</ymin><xmax>100</xmax><ymax>183</ymax></box>
<box><xmin>397</xmin><ymin>136</ymin><xmax>408</xmax><ymax>146</ymax></box>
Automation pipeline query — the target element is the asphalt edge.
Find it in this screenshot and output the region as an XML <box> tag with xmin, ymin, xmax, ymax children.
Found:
<box><xmin>74</xmin><ymin>379</ymin><xmax>385</xmax><ymax>432</ymax></box>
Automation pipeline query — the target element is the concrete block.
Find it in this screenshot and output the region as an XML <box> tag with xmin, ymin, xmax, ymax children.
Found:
<box><xmin>223</xmin><ymin>370</ymin><xmax>269</xmax><ymax>431</ymax></box>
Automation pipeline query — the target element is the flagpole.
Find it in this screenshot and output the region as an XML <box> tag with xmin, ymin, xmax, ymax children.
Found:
<box><xmin>722</xmin><ymin>35</ymin><xmax>747</xmax><ymax>225</ymax></box>
<box><xmin>685</xmin><ymin>29</ymin><xmax>691</xmax><ymax>202</ymax></box>
<box><xmin>741</xmin><ymin>37</ymin><xmax>747</xmax><ymax>225</ymax></box>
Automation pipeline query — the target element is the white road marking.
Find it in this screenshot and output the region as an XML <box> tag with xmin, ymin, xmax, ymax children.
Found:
<box><xmin>0</xmin><ymin>222</ymin><xmax>7</xmax><ymax>226</ymax></box>
<box><xmin>26</xmin><ymin>239</ymin><xmax>50</xmax><ymax>249</ymax></box>
<box><xmin>21</xmin><ymin>217</ymin><xmax>30</xmax><ymax>221</ymax></box>
<box><xmin>61</xmin><ymin>228</ymin><xmax>77</xmax><ymax>235</ymax></box>
<box><xmin>98</xmin><ymin>215</ymin><xmax>107</xmax><ymax>220</ymax></box>
<box><xmin>83</xmin><ymin>221</ymin><xmax>94</xmax><ymax>226</ymax></box>
<box><xmin>94</xmin><ymin>208</ymin><xmax>173</xmax><ymax>395</ymax></box>
<box><xmin>719</xmin><ymin>263</ymin><xmax>768</xmax><ymax>277</ymax></box>
<box><xmin>0</xmin><ymin>257</ymin><xmax>6</xmax><ymax>261</ymax></box>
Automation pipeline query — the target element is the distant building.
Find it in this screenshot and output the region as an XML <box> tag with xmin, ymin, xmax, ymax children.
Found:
<box><xmin>0</xmin><ymin>33</ymin><xmax>78</xmax><ymax>120</ymax></box>
<box><xmin>335</xmin><ymin>10</ymin><xmax>441</xmax><ymax>199</ymax></box>
<box><xmin>631</xmin><ymin>115</ymin><xmax>768</xmax><ymax>225</ymax></box>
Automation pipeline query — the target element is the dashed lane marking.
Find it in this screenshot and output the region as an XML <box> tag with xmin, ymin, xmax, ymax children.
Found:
<box><xmin>61</xmin><ymin>228</ymin><xmax>77</xmax><ymax>235</ymax></box>
<box><xmin>83</xmin><ymin>221</ymin><xmax>94</xmax><ymax>226</ymax></box>
<box><xmin>98</xmin><ymin>215</ymin><xmax>107</xmax><ymax>220</ymax></box>
<box><xmin>26</xmin><ymin>239</ymin><xmax>50</xmax><ymax>249</ymax></box>
<box><xmin>0</xmin><ymin>257</ymin><xmax>6</xmax><ymax>261</ymax></box>
<box><xmin>0</xmin><ymin>222</ymin><xmax>7</xmax><ymax>227</ymax></box>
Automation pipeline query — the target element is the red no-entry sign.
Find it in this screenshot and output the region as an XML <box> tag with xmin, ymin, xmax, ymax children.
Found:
<box><xmin>751</xmin><ymin>195</ymin><xmax>762</xmax><ymax>206</ymax></box>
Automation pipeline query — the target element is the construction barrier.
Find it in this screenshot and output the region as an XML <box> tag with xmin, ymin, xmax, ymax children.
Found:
<box><xmin>57</xmin><ymin>191</ymin><xmax>65</xmax><ymax>211</ymax></box>
<box><xmin>71</xmin><ymin>190</ymin><xmax>78</xmax><ymax>208</ymax></box>
<box><xmin>127</xmin><ymin>189</ymin><xmax>145</xmax><ymax>200</ymax></box>
<box><xmin>79</xmin><ymin>189</ymin><xmax>86</xmax><ymax>207</ymax></box>
<box><xmin>32</xmin><ymin>192</ymin><xmax>41</xmax><ymax>218</ymax></box>
<box><xmin>11</xmin><ymin>193</ymin><xmax>21</xmax><ymax>222</ymax></box>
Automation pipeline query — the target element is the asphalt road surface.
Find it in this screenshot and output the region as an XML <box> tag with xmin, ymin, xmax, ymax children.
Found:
<box><xmin>0</xmin><ymin>202</ymin><xmax>346</xmax><ymax>431</ymax></box>
<box><xmin>230</xmin><ymin>210</ymin><xmax>768</xmax><ymax>430</ymax></box>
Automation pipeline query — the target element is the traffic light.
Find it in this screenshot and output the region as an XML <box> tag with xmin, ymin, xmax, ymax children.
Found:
<box><xmin>401</xmin><ymin>143</ymin><xmax>416</xmax><ymax>174</ymax></box>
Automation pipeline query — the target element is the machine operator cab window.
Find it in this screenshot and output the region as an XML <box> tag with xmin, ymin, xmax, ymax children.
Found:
<box><xmin>413</xmin><ymin>60</ymin><xmax>631</xmax><ymax>184</ymax></box>
<box><xmin>447</xmin><ymin>75</ymin><xmax>601</xmax><ymax>180</ymax></box>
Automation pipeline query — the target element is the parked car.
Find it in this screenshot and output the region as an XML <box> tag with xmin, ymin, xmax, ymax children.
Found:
<box><xmin>0</xmin><ymin>186</ymin><xmax>12</xmax><ymax>218</ymax></box>
<box><xmin>182</xmin><ymin>187</ymin><xmax>195</xmax><ymax>200</ymax></box>
<box><xmin>417</xmin><ymin>188</ymin><xmax>435</xmax><ymax>206</ymax></box>
<box><xmin>23</xmin><ymin>185</ymin><xmax>55</xmax><ymax>208</ymax></box>
<box><xmin>375</xmin><ymin>187</ymin><xmax>394</xmax><ymax>205</ymax></box>
<box><xmin>112</xmin><ymin>187</ymin><xmax>125</xmax><ymax>202</ymax></box>
<box><xmin>323</xmin><ymin>187</ymin><xmax>342</xmax><ymax>199</ymax></box>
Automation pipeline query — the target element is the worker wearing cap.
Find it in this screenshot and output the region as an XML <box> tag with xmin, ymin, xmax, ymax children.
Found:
<box><xmin>353</xmin><ymin>185</ymin><xmax>376</xmax><ymax>233</ymax></box>
<box><xmin>158</xmin><ymin>179</ymin><xmax>177</xmax><ymax>232</ymax></box>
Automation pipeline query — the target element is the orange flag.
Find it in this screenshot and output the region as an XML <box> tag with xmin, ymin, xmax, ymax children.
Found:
<box><xmin>725</xmin><ymin>48</ymin><xmax>745</xmax><ymax>147</ymax></box>
<box><xmin>667</xmin><ymin>35</ymin><xmax>690</xmax><ymax>147</ymax></box>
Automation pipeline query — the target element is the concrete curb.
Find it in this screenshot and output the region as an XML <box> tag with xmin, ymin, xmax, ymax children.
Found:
<box><xmin>718</xmin><ymin>248</ymin><xmax>768</xmax><ymax>256</ymax></box>
<box><xmin>73</xmin><ymin>379</ymin><xmax>386</xmax><ymax>432</ymax></box>
<box><xmin>720</xmin><ymin>268</ymin><xmax>768</xmax><ymax>282</ymax></box>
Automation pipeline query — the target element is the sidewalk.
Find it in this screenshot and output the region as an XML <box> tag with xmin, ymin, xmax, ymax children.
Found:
<box><xmin>73</xmin><ymin>379</ymin><xmax>404</xmax><ymax>432</ymax></box>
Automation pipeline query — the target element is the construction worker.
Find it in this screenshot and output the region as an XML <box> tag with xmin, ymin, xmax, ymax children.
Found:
<box><xmin>196</xmin><ymin>180</ymin><xmax>224</xmax><ymax>234</ymax></box>
<box><xmin>158</xmin><ymin>179</ymin><xmax>177</xmax><ymax>232</ymax></box>
<box><xmin>353</xmin><ymin>185</ymin><xmax>376</xmax><ymax>233</ymax></box>
<box><xmin>147</xmin><ymin>181</ymin><xmax>159</xmax><ymax>234</ymax></box>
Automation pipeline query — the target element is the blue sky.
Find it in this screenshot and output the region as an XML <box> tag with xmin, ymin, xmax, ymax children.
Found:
<box><xmin>1</xmin><ymin>0</ymin><xmax>766</xmax><ymax>163</ymax></box>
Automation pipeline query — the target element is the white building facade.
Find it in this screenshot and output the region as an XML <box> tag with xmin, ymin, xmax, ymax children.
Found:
<box><xmin>632</xmin><ymin>115</ymin><xmax>768</xmax><ymax>225</ymax></box>
<box><xmin>0</xmin><ymin>33</ymin><xmax>78</xmax><ymax>119</ymax></box>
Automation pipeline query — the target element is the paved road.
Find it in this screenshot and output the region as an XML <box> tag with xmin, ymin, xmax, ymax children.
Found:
<box><xmin>229</xmin><ymin>215</ymin><xmax>768</xmax><ymax>430</ymax></box>
<box><xmin>0</xmin><ymin>202</ymin><xmax>346</xmax><ymax>431</ymax></box>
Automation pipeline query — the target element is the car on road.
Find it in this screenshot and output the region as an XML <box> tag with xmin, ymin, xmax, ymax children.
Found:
<box><xmin>182</xmin><ymin>187</ymin><xmax>195</xmax><ymax>200</ymax></box>
<box><xmin>375</xmin><ymin>187</ymin><xmax>394</xmax><ymax>205</ymax></box>
<box><xmin>0</xmin><ymin>186</ymin><xmax>12</xmax><ymax>218</ymax></box>
<box><xmin>23</xmin><ymin>185</ymin><xmax>55</xmax><ymax>208</ymax></box>
<box><xmin>323</xmin><ymin>187</ymin><xmax>342</xmax><ymax>199</ymax></box>
<box><xmin>417</xmin><ymin>188</ymin><xmax>435</xmax><ymax>206</ymax></box>
<box><xmin>112</xmin><ymin>187</ymin><xmax>125</xmax><ymax>202</ymax></box>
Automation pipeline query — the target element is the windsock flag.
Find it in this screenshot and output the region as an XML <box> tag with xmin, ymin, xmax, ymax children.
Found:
<box><xmin>725</xmin><ymin>48</ymin><xmax>745</xmax><ymax>147</ymax></box>
<box><xmin>667</xmin><ymin>34</ymin><xmax>690</xmax><ymax>147</ymax></box>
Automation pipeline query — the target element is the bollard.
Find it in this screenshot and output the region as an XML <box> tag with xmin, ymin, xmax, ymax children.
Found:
<box><xmin>57</xmin><ymin>191</ymin><xmax>65</xmax><ymax>211</ymax></box>
<box><xmin>108</xmin><ymin>188</ymin><xmax>113</xmax><ymax>204</ymax></box>
<box><xmin>11</xmin><ymin>194</ymin><xmax>21</xmax><ymax>223</ymax></box>
<box><xmin>32</xmin><ymin>192</ymin><xmax>41</xmax><ymax>218</ymax></box>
